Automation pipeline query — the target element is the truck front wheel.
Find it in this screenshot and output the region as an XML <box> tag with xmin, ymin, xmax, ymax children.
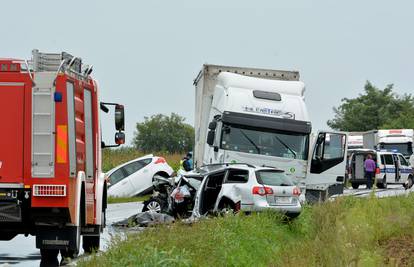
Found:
<box><xmin>83</xmin><ymin>235</ymin><xmax>100</xmax><ymax>253</ymax></box>
<box><xmin>40</xmin><ymin>249</ymin><xmax>59</xmax><ymax>267</ymax></box>
<box><xmin>351</xmin><ymin>183</ymin><xmax>359</xmax><ymax>189</ymax></box>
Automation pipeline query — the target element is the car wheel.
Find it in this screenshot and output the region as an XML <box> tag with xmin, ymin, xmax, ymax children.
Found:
<box><xmin>351</xmin><ymin>183</ymin><xmax>359</xmax><ymax>189</ymax></box>
<box><xmin>142</xmin><ymin>198</ymin><xmax>165</xmax><ymax>213</ymax></box>
<box><xmin>220</xmin><ymin>202</ymin><xmax>236</xmax><ymax>215</ymax></box>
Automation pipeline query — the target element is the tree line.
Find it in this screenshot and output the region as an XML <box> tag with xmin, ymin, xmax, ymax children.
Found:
<box><xmin>327</xmin><ymin>81</ymin><xmax>414</xmax><ymax>131</ymax></box>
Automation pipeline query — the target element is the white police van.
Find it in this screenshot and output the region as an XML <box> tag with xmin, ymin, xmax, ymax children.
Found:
<box><xmin>348</xmin><ymin>149</ymin><xmax>413</xmax><ymax>189</ymax></box>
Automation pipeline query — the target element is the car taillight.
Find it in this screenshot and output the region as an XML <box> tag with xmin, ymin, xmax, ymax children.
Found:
<box><xmin>375</xmin><ymin>167</ymin><xmax>380</xmax><ymax>175</ymax></box>
<box><xmin>293</xmin><ymin>186</ymin><xmax>301</xmax><ymax>196</ymax></box>
<box><xmin>252</xmin><ymin>186</ymin><xmax>273</xmax><ymax>196</ymax></box>
<box><xmin>154</xmin><ymin>157</ymin><xmax>166</xmax><ymax>164</ymax></box>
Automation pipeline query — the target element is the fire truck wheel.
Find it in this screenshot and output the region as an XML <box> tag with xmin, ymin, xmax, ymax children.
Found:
<box><xmin>60</xmin><ymin>225</ymin><xmax>80</xmax><ymax>259</ymax></box>
<box><xmin>39</xmin><ymin>249</ymin><xmax>59</xmax><ymax>267</ymax></box>
<box><xmin>83</xmin><ymin>235</ymin><xmax>100</xmax><ymax>253</ymax></box>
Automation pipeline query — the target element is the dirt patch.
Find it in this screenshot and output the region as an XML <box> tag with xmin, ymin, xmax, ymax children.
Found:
<box><xmin>380</xmin><ymin>235</ymin><xmax>414</xmax><ymax>266</ymax></box>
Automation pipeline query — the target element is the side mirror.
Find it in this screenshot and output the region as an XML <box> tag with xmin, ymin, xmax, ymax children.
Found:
<box><xmin>115</xmin><ymin>105</ymin><xmax>125</xmax><ymax>131</ymax></box>
<box><xmin>115</xmin><ymin>132</ymin><xmax>125</xmax><ymax>145</ymax></box>
<box><xmin>208</xmin><ymin>121</ymin><xmax>217</xmax><ymax>130</ymax></box>
<box><xmin>207</xmin><ymin>130</ymin><xmax>215</xmax><ymax>146</ymax></box>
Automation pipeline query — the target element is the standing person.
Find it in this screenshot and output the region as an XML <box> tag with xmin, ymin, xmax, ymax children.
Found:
<box><xmin>364</xmin><ymin>154</ymin><xmax>376</xmax><ymax>189</ymax></box>
<box><xmin>180</xmin><ymin>152</ymin><xmax>193</xmax><ymax>172</ymax></box>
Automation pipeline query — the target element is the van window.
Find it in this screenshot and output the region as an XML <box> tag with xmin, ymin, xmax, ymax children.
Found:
<box><xmin>398</xmin><ymin>155</ymin><xmax>408</xmax><ymax>166</ymax></box>
<box><xmin>381</xmin><ymin>154</ymin><xmax>394</xmax><ymax>165</ymax></box>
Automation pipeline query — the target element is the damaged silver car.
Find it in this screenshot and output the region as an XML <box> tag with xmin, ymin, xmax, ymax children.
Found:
<box><xmin>191</xmin><ymin>163</ymin><xmax>302</xmax><ymax>218</ymax></box>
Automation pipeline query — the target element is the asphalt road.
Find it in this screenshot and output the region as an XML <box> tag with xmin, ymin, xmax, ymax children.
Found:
<box><xmin>0</xmin><ymin>202</ymin><xmax>143</xmax><ymax>267</ymax></box>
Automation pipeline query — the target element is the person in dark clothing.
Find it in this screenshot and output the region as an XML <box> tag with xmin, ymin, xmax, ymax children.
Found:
<box><xmin>364</xmin><ymin>154</ymin><xmax>376</xmax><ymax>189</ymax></box>
<box><xmin>181</xmin><ymin>152</ymin><xmax>193</xmax><ymax>172</ymax></box>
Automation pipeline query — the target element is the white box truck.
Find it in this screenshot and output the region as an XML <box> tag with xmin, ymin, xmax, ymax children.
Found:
<box><xmin>363</xmin><ymin>129</ymin><xmax>414</xmax><ymax>165</ymax></box>
<box><xmin>347</xmin><ymin>132</ymin><xmax>364</xmax><ymax>150</ymax></box>
<box><xmin>193</xmin><ymin>64</ymin><xmax>348</xmax><ymax>202</ymax></box>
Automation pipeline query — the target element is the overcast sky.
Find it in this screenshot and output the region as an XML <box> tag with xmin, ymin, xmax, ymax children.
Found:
<box><xmin>1</xmin><ymin>0</ymin><xmax>413</xmax><ymax>145</ymax></box>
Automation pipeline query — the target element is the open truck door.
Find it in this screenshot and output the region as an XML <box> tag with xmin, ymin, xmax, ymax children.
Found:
<box><xmin>305</xmin><ymin>131</ymin><xmax>348</xmax><ymax>203</ymax></box>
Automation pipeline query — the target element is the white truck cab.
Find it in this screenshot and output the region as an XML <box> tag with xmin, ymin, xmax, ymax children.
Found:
<box><xmin>193</xmin><ymin>65</ymin><xmax>348</xmax><ymax>202</ymax></box>
<box><xmin>363</xmin><ymin>129</ymin><xmax>414</xmax><ymax>166</ymax></box>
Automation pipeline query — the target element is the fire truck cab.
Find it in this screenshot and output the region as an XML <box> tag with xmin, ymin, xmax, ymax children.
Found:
<box><xmin>0</xmin><ymin>50</ymin><xmax>125</xmax><ymax>260</ymax></box>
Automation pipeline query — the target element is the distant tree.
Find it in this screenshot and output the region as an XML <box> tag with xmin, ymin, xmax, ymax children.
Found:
<box><xmin>133</xmin><ymin>113</ymin><xmax>194</xmax><ymax>153</ymax></box>
<box><xmin>327</xmin><ymin>81</ymin><xmax>414</xmax><ymax>131</ymax></box>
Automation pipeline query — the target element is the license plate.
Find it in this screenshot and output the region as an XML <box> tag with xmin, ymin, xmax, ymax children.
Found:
<box><xmin>275</xmin><ymin>196</ymin><xmax>292</xmax><ymax>204</ymax></box>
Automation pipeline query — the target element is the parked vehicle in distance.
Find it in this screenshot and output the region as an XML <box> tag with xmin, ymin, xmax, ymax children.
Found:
<box><xmin>363</xmin><ymin>129</ymin><xmax>413</xmax><ymax>162</ymax></box>
<box><xmin>348</xmin><ymin>149</ymin><xmax>413</xmax><ymax>189</ymax></box>
<box><xmin>107</xmin><ymin>155</ymin><xmax>174</xmax><ymax>197</ymax></box>
<box><xmin>347</xmin><ymin>132</ymin><xmax>364</xmax><ymax>150</ymax></box>
<box><xmin>191</xmin><ymin>163</ymin><xmax>302</xmax><ymax>218</ymax></box>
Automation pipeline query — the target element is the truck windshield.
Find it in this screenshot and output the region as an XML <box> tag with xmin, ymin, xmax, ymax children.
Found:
<box><xmin>221</xmin><ymin>124</ymin><xmax>309</xmax><ymax>160</ymax></box>
<box><xmin>380</xmin><ymin>143</ymin><xmax>413</xmax><ymax>157</ymax></box>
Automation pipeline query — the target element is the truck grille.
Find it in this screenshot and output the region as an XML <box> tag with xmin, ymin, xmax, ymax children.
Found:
<box><xmin>0</xmin><ymin>202</ymin><xmax>22</xmax><ymax>222</ymax></box>
<box><xmin>33</xmin><ymin>185</ymin><xmax>66</xmax><ymax>197</ymax></box>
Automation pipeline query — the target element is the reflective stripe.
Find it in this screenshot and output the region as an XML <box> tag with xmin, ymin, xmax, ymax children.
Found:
<box><xmin>56</xmin><ymin>125</ymin><xmax>68</xmax><ymax>163</ymax></box>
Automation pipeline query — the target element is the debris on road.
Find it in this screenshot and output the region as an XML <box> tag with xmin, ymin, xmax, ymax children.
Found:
<box><xmin>113</xmin><ymin>211</ymin><xmax>175</xmax><ymax>228</ymax></box>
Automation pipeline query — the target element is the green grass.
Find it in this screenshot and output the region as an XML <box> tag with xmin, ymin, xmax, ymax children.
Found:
<box><xmin>80</xmin><ymin>194</ymin><xmax>414</xmax><ymax>267</ymax></box>
<box><xmin>107</xmin><ymin>195</ymin><xmax>151</xmax><ymax>204</ymax></box>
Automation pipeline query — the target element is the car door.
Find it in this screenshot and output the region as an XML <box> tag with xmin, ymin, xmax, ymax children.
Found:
<box><xmin>398</xmin><ymin>154</ymin><xmax>410</xmax><ymax>183</ymax></box>
<box><xmin>307</xmin><ymin>131</ymin><xmax>348</xmax><ymax>186</ymax></box>
<box><xmin>382</xmin><ymin>154</ymin><xmax>396</xmax><ymax>183</ymax></box>
<box><xmin>122</xmin><ymin>160</ymin><xmax>151</xmax><ymax>195</ymax></box>
<box><xmin>108</xmin><ymin>167</ymin><xmax>136</xmax><ymax>197</ymax></box>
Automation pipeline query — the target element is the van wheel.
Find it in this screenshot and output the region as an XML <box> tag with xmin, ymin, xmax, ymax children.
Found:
<box><xmin>405</xmin><ymin>176</ymin><xmax>414</xmax><ymax>189</ymax></box>
<box><xmin>382</xmin><ymin>177</ymin><xmax>387</xmax><ymax>189</ymax></box>
<box><xmin>351</xmin><ymin>183</ymin><xmax>359</xmax><ymax>189</ymax></box>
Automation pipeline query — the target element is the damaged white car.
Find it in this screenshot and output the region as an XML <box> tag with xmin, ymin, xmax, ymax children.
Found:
<box><xmin>191</xmin><ymin>163</ymin><xmax>302</xmax><ymax>218</ymax></box>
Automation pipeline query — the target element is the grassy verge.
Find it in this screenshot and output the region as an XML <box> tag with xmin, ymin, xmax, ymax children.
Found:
<box><xmin>80</xmin><ymin>194</ymin><xmax>414</xmax><ymax>267</ymax></box>
<box><xmin>107</xmin><ymin>195</ymin><xmax>151</xmax><ymax>204</ymax></box>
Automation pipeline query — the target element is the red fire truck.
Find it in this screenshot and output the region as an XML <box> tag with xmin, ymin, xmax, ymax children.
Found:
<box><xmin>0</xmin><ymin>50</ymin><xmax>125</xmax><ymax>261</ymax></box>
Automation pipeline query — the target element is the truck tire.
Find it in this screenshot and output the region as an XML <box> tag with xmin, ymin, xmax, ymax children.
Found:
<box><xmin>83</xmin><ymin>235</ymin><xmax>100</xmax><ymax>253</ymax></box>
<box><xmin>377</xmin><ymin>177</ymin><xmax>387</xmax><ymax>189</ymax></box>
<box><xmin>60</xmin><ymin>225</ymin><xmax>80</xmax><ymax>259</ymax></box>
<box><xmin>351</xmin><ymin>183</ymin><xmax>359</xmax><ymax>189</ymax></box>
<box><xmin>40</xmin><ymin>249</ymin><xmax>59</xmax><ymax>267</ymax></box>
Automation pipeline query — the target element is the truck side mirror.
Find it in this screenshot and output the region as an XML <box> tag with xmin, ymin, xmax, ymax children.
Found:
<box><xmin>208</xmin><ymin>121</ymin><xmax>217</xmax><ymax>130</ymax></box>
<box><xmin>207</xmin><ymin>130</ymin><xmax>215</xmax><ymax>146</ymax></box>
<box><xmin>115</xmin><ymin>105</ymin><xmax>125</xmax><ymax>131</ymax></box>
<box><xmin>115</xmin><ymin>132</ymin><xmax>125</xmax><ymax>145</ymax></box>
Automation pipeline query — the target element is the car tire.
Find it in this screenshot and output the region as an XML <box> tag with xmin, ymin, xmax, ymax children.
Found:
<box><xmin>351</xmin><ymin>183</ymin><xmax>359</xmax><ymax>189</ymax></box>
<box><xmin>142</xmin><ymin>197</ymin><xmax>167</xmax><ymax>213</ymax></box>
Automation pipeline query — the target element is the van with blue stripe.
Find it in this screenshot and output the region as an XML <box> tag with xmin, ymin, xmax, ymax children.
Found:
<box><xmin>348</xmin><ymin>149</ymin><xmax>413</xmax><ymax>189</ymax></box>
